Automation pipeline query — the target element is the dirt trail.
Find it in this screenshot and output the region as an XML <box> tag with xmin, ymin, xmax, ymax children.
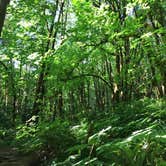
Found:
<box><xmin>0</xmin><ymin>147</ymin><xmax>40</xmax><ymax>166</ymax></box>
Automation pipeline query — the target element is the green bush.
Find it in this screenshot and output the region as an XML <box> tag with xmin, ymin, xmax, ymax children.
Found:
<box><xmin>14</xmin><ymin>118</ymin><xmax>76</xmax><ymax>158</ymax></box>
<box><xmin>12</xmin><ymin>99</ymin><xmax>165</xmax><ymax>165</ymax></box>
<box><xmin>14</xmin><ymin>123</ymin><xmax>42</xmax><ymax>153</ymax></box>
<box><xmin>39</xmin><ymin>119</ymin><xmax>76</xmax><ymax>160</ymax></box>
<box><xmin>50</xmin><ymin>99</ymin><xmax>166</xmax><ymax>166</ymax></box>
<box><xmin>97</xmin><ymin>125</ymin><xmax>166</xmax><ymax>166</ymax></box>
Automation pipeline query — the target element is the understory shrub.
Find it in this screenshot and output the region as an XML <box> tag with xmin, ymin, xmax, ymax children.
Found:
<box><xmin>12</xmin><ymin>99</ymin><xmax>165</xmax><ymax>165</ymax></box>
<box><xmin>14</xmin><ymin>118</ymin><xmax>76</xmax><ymax>161</ymax></box>
<box><xmin>49</xmin><ymin>98</ymin><xmax>166</xmax><ymax>166</ymax></box>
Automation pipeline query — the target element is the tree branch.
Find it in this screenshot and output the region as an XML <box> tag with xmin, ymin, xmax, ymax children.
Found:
<box><xmin>0</xmin><ymin>60</ymin><xmax>8</xmax><ymax>70</ymax></box>
<box><xmin>61</xmin><ymin>73</ymin><xmax>113</xmax><ymax>89</ymax></box>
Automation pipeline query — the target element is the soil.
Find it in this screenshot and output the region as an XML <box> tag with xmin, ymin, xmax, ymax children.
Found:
<box><xmin>0</xmin><ymin>146</ymin><xmax>41</xmax><ymax>166</ymax></box>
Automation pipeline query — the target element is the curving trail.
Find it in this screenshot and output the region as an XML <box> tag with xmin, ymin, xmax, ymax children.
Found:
<box><xmin>0</xmin><ymin>147</ymin><xmax>40</xmax><ymax>166</ymax></box>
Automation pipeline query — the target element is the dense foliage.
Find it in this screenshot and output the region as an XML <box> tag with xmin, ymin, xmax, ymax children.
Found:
<box><xmin>1</xmin><ymin>98</ymin><xmax>165</xmax><ymax>165</ymax></box>
<box><xmin>0</xmin><ymin>0</ymin><xmax>165</xmax><ymax>165</ymax></box>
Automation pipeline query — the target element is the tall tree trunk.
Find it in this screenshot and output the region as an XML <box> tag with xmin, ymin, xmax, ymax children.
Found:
<box><xmin>123</xmin><ymin>37</ymin><xmax>130</xmax><ymax>101</ymax></box>
<box><xmin>0</xmin><ymin>0</ymin><xmax>10</xmax><ymax>36</ymax></box>
<box><xmin>33</xmin><ymin>0</ymin><xmax>65</xmax><ymax>116</ymax></box>
<box><xmin>33</xmin><ymin>1</ymin><xmax>58</xmax><ymax>115</ymax></box>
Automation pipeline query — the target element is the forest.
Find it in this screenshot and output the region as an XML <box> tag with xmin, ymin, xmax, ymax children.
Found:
<box><xmin>0</xmin><ymin>0</ymin><xmax>165</xmax><ymax>165</ymax></box>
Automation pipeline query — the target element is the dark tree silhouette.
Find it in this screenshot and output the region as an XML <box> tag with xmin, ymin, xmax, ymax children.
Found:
<box><xmin>0</xmin><ymin>0</ymin><xmax>10</xmax><ymax>36</ymax></box>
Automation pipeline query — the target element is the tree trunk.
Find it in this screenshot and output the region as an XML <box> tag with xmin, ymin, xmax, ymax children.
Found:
<box><xmin>0</xmin><ymin>0</ymin><xmax>10</xmax><ymax>36</ymax></box>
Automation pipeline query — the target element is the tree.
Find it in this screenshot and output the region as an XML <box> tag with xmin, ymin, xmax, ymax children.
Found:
<box><xmin>0</xmin><ymin>0</ymin><xmax>165</xmax><ymax>124</ymax></box>
<box><xmin>0</xmin><ymin>0</ymin><xmax>10</xmax><ymax>36</ymax></box>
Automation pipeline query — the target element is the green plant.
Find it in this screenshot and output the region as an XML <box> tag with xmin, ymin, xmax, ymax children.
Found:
<box><xmin>39</xmin><ymin>119</ymin><xmax>76</xmax><ymax>160</ymax></box>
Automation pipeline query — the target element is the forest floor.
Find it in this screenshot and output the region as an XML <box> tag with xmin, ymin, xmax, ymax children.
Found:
<box><xmin>0</xmin><ymin>98</ymin><xmax>165</xmax><ymax>165</ymax></box>
<box><xmin>0</xmin><ymin>146</ymin><xmax>40</xmax><ymax>166</ymax></box>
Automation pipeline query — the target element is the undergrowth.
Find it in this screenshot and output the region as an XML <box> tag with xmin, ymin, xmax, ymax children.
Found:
<box><xmin>1</xmin><ymin>98</ymin><xmax>165</xmax><ymax>166</ymax></box>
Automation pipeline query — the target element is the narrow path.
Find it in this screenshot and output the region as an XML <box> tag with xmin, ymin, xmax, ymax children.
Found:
<box><xmin>0</xmin><ymin>146</ymin><xmax>40</xmax><ymax>166</ymax></box>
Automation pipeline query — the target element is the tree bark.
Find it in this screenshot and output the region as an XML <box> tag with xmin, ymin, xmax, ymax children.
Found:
<box><xmin>33</xmin><ymin>0</ymin><xmax>64</xmax><ymax>116</ymax></box>
<box><xmin>0</xmin><ymin>0</ymin><xmax>10</xmax><ymax>36</ymax></box>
